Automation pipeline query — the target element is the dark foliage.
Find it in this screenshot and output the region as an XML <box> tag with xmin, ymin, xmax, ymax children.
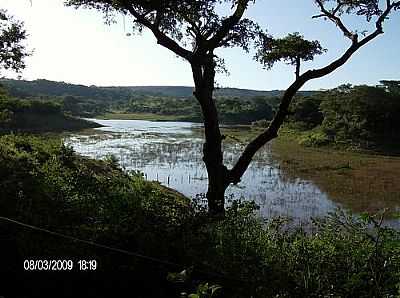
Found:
<box><xmin>0</xmin><ymin>9</ymin><xmax>30</xmax><ymax>73</ymax></box>
<box><xmin>255</xmin><ymin>32</ymin><xmax>326</xmax><ymax>78</ymax></box>
<box><xmin>320</xmin><ymin>84</ymin><xmax>400</xmax><ymax>145</ymax></box>
<box><xmin>287</xmin><ymin>82</ymin><xmax>400</xmax><ymax>151</ymax></box>
<box><xmin>0</xmin><ymin>85</ymin><xmax>100</xmax><ymax>132</ymax></box>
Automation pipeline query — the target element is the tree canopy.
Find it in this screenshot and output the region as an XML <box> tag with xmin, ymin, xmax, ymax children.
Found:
<box><xmin>255</xmin><ymin>32</ymin><xmax>326</xmax><ymax>79</ymax></box>
<box><xmin>66</xmin><ymin>0</ymin><xmax>260</xmax><ymax>63</ymax></box>
<box><xmin>0</xmin><ymin>9</ymin><xmax>29</xmax><ymax>73</ymax></box>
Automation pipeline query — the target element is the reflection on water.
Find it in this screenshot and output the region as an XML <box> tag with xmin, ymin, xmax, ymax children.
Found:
<box><xmin>65</xmin><ymin>119</ymin><xmax>339</xmax><ymax>224</ymax></box>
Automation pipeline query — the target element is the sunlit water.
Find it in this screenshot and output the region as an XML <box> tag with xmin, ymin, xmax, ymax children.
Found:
<box><xmin>64</xmin><ymin>119</ymin><xmax>345</xmax><ymax>225</ymax></box>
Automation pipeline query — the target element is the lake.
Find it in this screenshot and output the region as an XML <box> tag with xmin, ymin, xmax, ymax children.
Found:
<box><xmin>64</xmin><ymin>119</ymin><xmax>399</xmax><ymax>227</ymax></box>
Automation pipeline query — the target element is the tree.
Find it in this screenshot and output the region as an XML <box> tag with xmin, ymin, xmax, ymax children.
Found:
<box><xmin>0</xmin><ymin>9</ymin><xmax>30</xmax><ymax>73</ymax></box>
<box><xmin>255</xmin><ymin>32</ymin><xmax>326</xmax><ymax>79</ymax></box>
<box><xmin>65</xmin><ymin>0</ymin><xmax>400</xmax><ymax>216</ymax></box>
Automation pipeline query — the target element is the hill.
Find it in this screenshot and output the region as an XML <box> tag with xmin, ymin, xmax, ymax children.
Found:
<box><xmin>0</xmin><ymin>79</ymin><xmax>316</xmax><ymax>100</ymax></box>
<box><xmin>108</xmin><ymin>85</ymin><xmax>286</xmax><ymax>98</ymax></box>
<box><xmin>0</xmin><ymin>79</ymin><xmax>132</xmax><ymax>101</ymax></box>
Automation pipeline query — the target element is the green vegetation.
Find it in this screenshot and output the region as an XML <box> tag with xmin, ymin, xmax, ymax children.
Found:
<box><xmin>0</xmin><ymin>84</ymin><xmax>100</xmax><ymax>133</ymax></box>
<box><xmin>122</xmin><ymin>95</ymin><xmax>275</xmax><ymax>124</ymax></box>
<box><xmin>0</xmin><ymin>97</ymin><xmax>100</xmax><ymax>133</ymax></box>
<box><xmin>320</xmin><ymin>83</ymin><xmax>400</xmax><ymax>150</ymax></box>
<box><xmin>1</xmin><ymin>135</ymin><xmax>399</xmax><ymax>297</ymax></box>
<box><xmin>0</xmin><ymin>134</ymin><xmax>190</xmax><ymax>296</ymax></box>
<box><xmin>0</xmin><ymin>9</ymin><xmax>30</xmax><ymax>73</ymax></box>
<box><xmin>284</xmin><ymin>81</ymin><xmax>400</xmax><ymax>154</ymax></box>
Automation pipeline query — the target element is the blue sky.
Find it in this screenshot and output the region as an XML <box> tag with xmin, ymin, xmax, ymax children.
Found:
<box><xmin>1</xmin><ymin>0</ymin><xmax>399</xmax><ymax>90</ymax></box>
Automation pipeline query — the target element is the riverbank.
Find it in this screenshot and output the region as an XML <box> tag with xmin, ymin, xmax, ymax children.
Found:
<box><xmin>279</xmin><ymin>130</ymin><xmax>399</xmax><ymax>212</ymax></box>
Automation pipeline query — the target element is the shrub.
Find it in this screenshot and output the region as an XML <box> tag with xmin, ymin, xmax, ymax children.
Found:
<box><xmin>298</xmin><ymin>129</ymin><xmax>331</xmax><ymax>147</ymax></box>
<box><xmin>184</xmin><ymin>202</ymin><xmax>400</xmax><ymax>297</ymax></box>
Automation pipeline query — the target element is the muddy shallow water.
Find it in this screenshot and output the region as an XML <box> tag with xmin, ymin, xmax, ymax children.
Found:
<box><xmin>64</xmin><ymin>119</ymin><xmax>399</xmax><ymax>227</ymax></box>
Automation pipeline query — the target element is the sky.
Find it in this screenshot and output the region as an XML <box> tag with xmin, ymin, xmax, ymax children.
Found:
<box><xmin>0</xmin><ymin>0</ymin><xmax>399</xmax><ymax>91</ymax></box>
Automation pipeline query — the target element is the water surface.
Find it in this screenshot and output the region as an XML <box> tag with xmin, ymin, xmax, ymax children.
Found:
<box><xmin>65</xmin><ymin>119</ymin><xmax>341</xmax><ymax>224</ymax></box>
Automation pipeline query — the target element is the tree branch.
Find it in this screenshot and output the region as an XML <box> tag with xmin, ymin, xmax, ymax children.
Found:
<box><xmin>123</xmin><ymin>4</ymin><xmax>194</xmax><ymax>61</ymax></box>
<box><xmin>314</xmin><ymin>0</ymin><xmax>358</xmax><ymax>43</ymax></box>
<box><xmin>206</xmin><ymin>0</ymin><xmax>250</xmax><ymax>50</ymax></box>
<box><xmin>229</xmin><ymin>0</ymin><xmax>397</xmax><ymax>184</ymax></box>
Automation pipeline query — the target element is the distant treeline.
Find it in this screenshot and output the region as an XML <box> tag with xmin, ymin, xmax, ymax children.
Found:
<box><xmin>0</xmin><ymin>78</ymin><xmax>314</xmax><ymax>119</ymax></box>
<box><xmin>0</xmin><ymin>79</ymin><xmax>283</xmax><ymax>121</ymax></box>
<box><xmin>124</xmin><ymin>95</ymin><xmax>281</xmax><ymax>124</ymax></box>
<box><xmin>0</xmin><ymin>79</ymin><xmax>133</xmax><ymax>101</ymax></box>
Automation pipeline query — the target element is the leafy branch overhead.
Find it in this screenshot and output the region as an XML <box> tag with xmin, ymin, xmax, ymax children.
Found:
<box><xmin>255</xmin><ymin>32</ymin><xmax>326</xmax><ymax>79</ymax></box>
<box><xmin>65</xmin><ymin>0</ymin><xmax>261</xmax><ymax>62</ymax></box>
<box><xmin>0</xmin><ymin>9</ymin><xmax>30</xmax><ymax>73</ymax></box>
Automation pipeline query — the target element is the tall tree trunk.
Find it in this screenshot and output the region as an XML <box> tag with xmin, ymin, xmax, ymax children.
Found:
<box><xmin>191</xmin><ymin>55</ymin><xmax>229</xmax><ymax>216</ymax></box>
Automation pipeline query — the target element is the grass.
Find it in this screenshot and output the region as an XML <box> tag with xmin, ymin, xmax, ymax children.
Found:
<box><xmin>271</xmin><ymin>127</ymin><xmax>400</xmax><ymax>215</ymax></box>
